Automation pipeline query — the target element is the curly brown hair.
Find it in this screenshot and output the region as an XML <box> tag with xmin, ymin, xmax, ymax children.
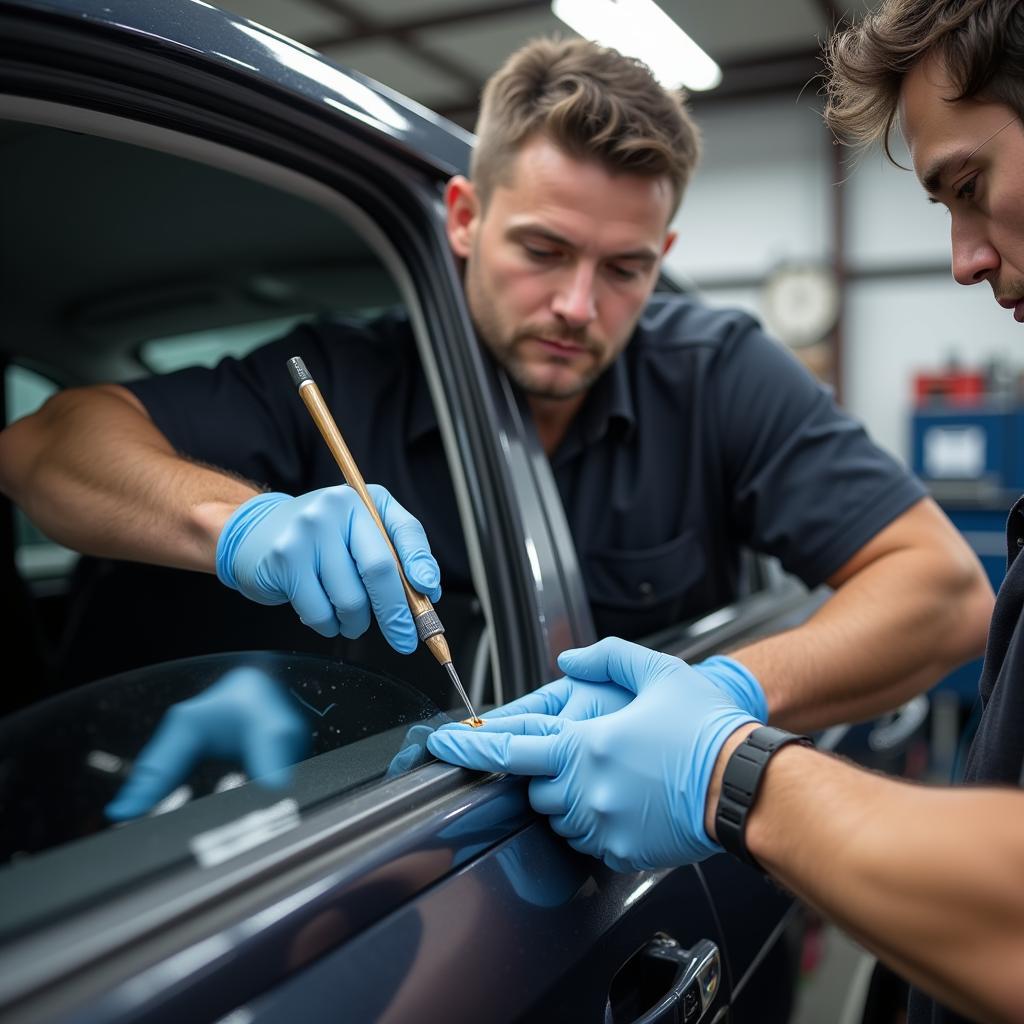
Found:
<box><xmin>823</xmin><ymin>0</ymin><xmax>1024</xmax><ymax>161</ymax></box>
<box><xmin>471</xmin><ymin>36</ymin><xmax>700</xmax><ymax>216</ymax></box>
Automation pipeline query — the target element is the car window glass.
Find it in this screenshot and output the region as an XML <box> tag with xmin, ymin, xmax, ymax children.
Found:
<box><xmin>140</xmin><ymin>315</ymin><xmax>309</xmax><ymax>372</ymax></box>
<box><xmin>0</xmin><ymin>651</ymin><xmax>448</xmax><ymax>940</ymax></box>
<box><xmin>1</xmin><ymin>118</ymin><xmax>488</xmax><ymax>920</ymax></box>
<box><xmin>4</xmin><ymin>364</ymin><xmax>78</xmax><ymax>579</ymax></box>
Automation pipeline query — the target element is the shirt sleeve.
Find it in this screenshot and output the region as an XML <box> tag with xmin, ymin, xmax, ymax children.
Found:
<box><xmin>123</xmin><ymin>321</ymin><xmax>339</xmax><ymax>497</ymax></box>
<box><xmin>713</xmin><ymin>316</ymin><xmax>928</xmax><ymax>587</ymax></box>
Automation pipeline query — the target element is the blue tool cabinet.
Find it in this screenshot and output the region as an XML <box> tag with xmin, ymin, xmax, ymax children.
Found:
<box><xmin>911</xmin><ymin>404</ymin><xmax>1022</xmax><ymax>702</ymax></box>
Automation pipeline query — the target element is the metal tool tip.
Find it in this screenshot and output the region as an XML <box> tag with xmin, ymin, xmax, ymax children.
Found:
<box><xmin>444</xmin><ymin>661</ymin><xmax>479</xmax><ymax>723</ymax></box>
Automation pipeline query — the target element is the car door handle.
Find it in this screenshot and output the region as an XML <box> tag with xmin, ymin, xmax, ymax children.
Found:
<box><xmin>605</xmin><ymin>934</ymin><xmax>721</xmax><ymax>1024</ymax></box>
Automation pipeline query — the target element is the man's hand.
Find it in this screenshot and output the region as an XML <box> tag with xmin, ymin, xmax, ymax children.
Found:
<box><xmin>216</xmin><ymin>484</ymin><xmax>441</xmax><ymax>651</ymax></box>
<box><xmin>479</xmin><ymin>673</ymin><xmax>635</xmax><ymax>723</ymax></box>
<box><xmin>105</xmin><ymin>667</ymin><xmax>309</xmax><ymax>821</ymax></box>
<box><xmin>385</xmin><ymin>677</ymin><xmax>634</xmax><ymax>778</ymax></box>
<box><xmin>694</xmin><ymin>655</ymin><xmax>768</xmax><ymax>720</ymax></box>
<box><xmin>427</xmin><ymin>637</ymin><xmax>756</xmax><ymax>872</ymax></box>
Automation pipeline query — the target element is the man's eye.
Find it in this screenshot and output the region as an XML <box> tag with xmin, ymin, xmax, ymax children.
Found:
<box><xmin>954</xmin><ymin>174</ymin><xmax>979</xmax><ymax>201</ymax></box>
<box><xmin>607</xmin><ymin>264</ymin><xmax>640</xmax><ymax>281</ymax></box>
<box><xmin>524</xmin><ymin>245</ymin><xmax>558</xmax><ymax>261</ymax></box>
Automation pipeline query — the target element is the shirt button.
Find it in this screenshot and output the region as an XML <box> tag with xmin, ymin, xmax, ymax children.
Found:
<box><xmin>638</xmin><ymin>581</ymin><xmax>655</xmax><ymax>603</ymax></box>
<box><xmin>1017</xmin><ymin>537</ymin><xmax>1023</xmax><ymax>549</ymax></box>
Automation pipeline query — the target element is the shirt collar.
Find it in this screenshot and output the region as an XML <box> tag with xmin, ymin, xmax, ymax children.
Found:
<box><xmin>406</xmin><ymin>344</ymin><xmax>637</xmax><ymax>449</ymax></box>
<box><xmin>579</xmin><ymin>351</ymin><xmax>636</xmax><ymax>446</ymax></box>
<box><xmin>548</xmin><ymin>352</ymin><xmax>636</xmax><ymax>467</ymax></box>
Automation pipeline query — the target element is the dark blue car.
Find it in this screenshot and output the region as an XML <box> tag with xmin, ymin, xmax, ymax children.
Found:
<box><xmin>0</xmin><ymin>2</ymin><xmax>875</xmax><ymax>1019</ymax></box>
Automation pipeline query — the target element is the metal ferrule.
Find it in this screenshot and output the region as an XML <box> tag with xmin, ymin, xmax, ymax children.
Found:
<box><xmin>413</xmin><ymin>609</ymin><xmax>444</xmax><ymax>641</ymax></box>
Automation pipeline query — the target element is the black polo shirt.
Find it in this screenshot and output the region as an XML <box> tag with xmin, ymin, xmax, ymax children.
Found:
<box><xmin>125</xmin><ymin>294</ymin><xmax>925</xmax><ymax>640</ymax></box>
<box><xmin>907</xmin><ymin>496</ymin><xmax>1024</xmax><ymax>1024</ymax></box>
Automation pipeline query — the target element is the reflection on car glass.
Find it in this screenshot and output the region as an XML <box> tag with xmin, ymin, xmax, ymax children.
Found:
<box><xmin>0</xmin><ymin>651</ymin><xmax>450</xmax><ymax>868</ymax></box>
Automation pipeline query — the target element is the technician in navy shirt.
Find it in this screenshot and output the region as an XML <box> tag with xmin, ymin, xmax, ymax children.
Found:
<box><xmin>0</xmin><ymin>40</ymin><xmax>990</xmax><ymax>751</ymax></box>
<box><xmin>125</xmin><ymin>296</ymin><xmax>929</xmax><ymax>644</ymax></box>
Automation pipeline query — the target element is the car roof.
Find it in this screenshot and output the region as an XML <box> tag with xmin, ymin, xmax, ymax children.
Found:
<box><xmin>1</xmin><ymin>0</ymin><xmax>475</xmax><ymax>176</ymax></box>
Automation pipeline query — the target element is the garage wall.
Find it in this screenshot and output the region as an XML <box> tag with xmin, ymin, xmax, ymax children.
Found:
<box><xmin>665</xmin><ymin>94</ymin><xmax>831</xmax><ymax>281</ymax></box>
<box><xmin>665</xmin><ymin>94</ymin><xmax>1023</xmax><ymax>466</ymax></box>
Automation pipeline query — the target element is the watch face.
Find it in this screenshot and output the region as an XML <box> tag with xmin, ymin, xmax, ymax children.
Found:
<box><xmin>760</xmin><ymin>264</ymin><xmax>839</xmax><ymax>348</ymax></box>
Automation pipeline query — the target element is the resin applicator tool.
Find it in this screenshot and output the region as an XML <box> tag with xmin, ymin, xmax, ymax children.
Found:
<box><xmin>287</xmin><ymin>356</ymin><xmax>481</xmax><ymax>725</ymax></box>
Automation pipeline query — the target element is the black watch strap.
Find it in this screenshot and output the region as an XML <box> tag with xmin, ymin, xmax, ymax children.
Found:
<box><xmin>715</xmin><ymin>726</ymin><xmax>813</xmax><ymax>870</ymax></box>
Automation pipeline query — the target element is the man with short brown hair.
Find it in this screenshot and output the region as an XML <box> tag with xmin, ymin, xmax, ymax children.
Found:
<box><xmin>471</xmin><ymin>36</ymin><xmax>700</xmax><ymax>213</ymax></box>
<box><xmin>430</xmin><ymin>11</ymin><xmax>1024</xmax><ymax>1023</ymax></box>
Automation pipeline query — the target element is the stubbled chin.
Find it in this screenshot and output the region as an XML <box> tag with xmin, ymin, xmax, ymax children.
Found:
<box><xmin>508</xmin><ymin>358</ymin><xmax>596</xmax><ymax>400</ymax></box>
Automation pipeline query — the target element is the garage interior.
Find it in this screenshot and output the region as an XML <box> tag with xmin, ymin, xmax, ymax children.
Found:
<box><xmin>197</xmin><ymin>1</ymin><xmax>1018</xmax><ymax>1019</ymax></box>
<box><xmin>1</xmin><ymin>0</ymin><xmax>1019</xmax><ymax>1021</ymax></box>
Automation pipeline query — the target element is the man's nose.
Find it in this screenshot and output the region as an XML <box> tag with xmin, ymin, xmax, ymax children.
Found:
<box><xmin>951</xmin><ymin>221</ymin><xmax>999</xmax><ymax>286</ymax></box>
<box><xmin>552</xmin><ymin>265</ymin><xmax>598</xmax><ymax>327</ymax></box>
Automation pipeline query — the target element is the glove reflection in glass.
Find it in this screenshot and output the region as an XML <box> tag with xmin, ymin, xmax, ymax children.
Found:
<box><xmin>427</xmin><ymin>637</ymin><xmax>757</xmax><ymax>872</ymax></box>
<box><xmin>105</xmin><ymin>667</ymin><xmax>310</xmax><ymax>821</ymax></box>
<box><xmin>216</xmin><ymin>484</ymin><xmax>441</xmax><ymax>652</ymax></box>
<box><xmin>386</xmin><ymin>714</ymin><xmax>452</xmax><ymax>778</ymax></box>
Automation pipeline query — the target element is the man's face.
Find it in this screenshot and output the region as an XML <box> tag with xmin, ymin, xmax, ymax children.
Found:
<box><xmin>901</xmin><ymin>55</ymin><xmax>1024</xmax><ymax>322</ymax></box>
<box><xmin>446</xmin><ymin>136</ymin><xmax>676</xmax><ymax>400</ymax></box>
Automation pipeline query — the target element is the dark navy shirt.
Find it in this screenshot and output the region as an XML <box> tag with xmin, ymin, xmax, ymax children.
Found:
<box><xmin>908</xmin><ymin>496</ymin><xmax>1024</xmax><ymax>1024</ymax></box>
<box><xmin>126</xmin><ymin>294</ymin><xmax>926</xmax><ymax>640</ymax></box>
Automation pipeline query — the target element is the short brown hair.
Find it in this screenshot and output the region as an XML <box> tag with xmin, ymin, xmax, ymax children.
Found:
<box><xmin>471</xmin><ymin>36</ymin><xmax>701</xmax><ymax>216</ymax></box>
<box><xmin>823</xmin><ymin>0</ymin><xmax>1024</xmax><ymax>161</ymax></box>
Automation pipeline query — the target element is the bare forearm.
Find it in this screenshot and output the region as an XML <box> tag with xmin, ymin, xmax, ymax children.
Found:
<box><xmin>733</xmin><ymin>504</ymin><xmax>992</xmax><ymax>732</ymax></box>
<box><xmin>0</xmin><ymin>385</ymin><xmax>260</xmax><ymax>571</ymax></box>
<box><xmin>732</xmin><ymin>564</ymin><xmax>988</xmax><ymax>731</ymax></box>
<box><xmin>734</xmin><ymin>747</ymin><xmax>1024</xmax><ymax>1024</ymax></box>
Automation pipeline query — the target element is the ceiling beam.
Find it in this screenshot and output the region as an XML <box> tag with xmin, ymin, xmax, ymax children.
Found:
<box><xmin>690</xmin><ymin>47</ymin><xmax>824</xmax><ymax>105</ymax></box>
<box><xmin>306</xmin><ymin>0</ymin><xmax>485</xmax><ymax>91</ymax></box>
<box><xmin>306</xmin><ymin>0</ymin><xmax>551</xmax><ymax>52</ymax></box>
<box><xmin>813</xmin><ymin>0</ymin><xmax>846</xmax><ymax>30</ymax></box>
<box><xmin>436</xmin><ymin>45</ymin><xmax>827</xmax><ymax>125</ymax></box>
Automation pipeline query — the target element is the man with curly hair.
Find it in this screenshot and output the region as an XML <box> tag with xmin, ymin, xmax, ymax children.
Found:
<box><xmin>430</xmin><ymin>10</ymin><xmax>1024</xmax><ymax>1022</ymax></box>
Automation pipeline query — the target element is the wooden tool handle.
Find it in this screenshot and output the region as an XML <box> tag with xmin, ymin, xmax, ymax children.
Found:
<box><xmin>287</xmin><ymin>355</ymin><xmax>453</xmax><ymax>667</ymax></box>
<box><xmin>296</xmin><ymin>379</ymin><xmax>430</xmax><ymax>615</ymax></box>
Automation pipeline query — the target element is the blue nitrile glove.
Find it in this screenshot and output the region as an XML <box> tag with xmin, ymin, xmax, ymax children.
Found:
<box><xmin>427</xmin><ymin>637</ymin><xmax>757</xmax><ymax>872</ymax></box>
<box><xmin>695</xmin><ymin>655</ymin><xmax>768</xmax><ymax>722</ymax></box>
<box><xmin>216</xmin><ymin>484</ymin><xmax>441</xmax><ymax>652</ymax></box>
<box><xmin>482</xmin><ymin>673</ymin><xmax>635</xmax><ymax>723</ymax></box>
<box><xmin>386</xmin><ymin>675</ymin><xmax>635</xmax><ymax>778</ymax></box>
<box><xmin>105</xmin><ymin>667</ymin><xmax>309</xmax><ymax>821</ymax></box>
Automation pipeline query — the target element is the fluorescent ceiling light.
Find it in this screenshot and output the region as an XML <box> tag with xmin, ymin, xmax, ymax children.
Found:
<box><xmin>551</xmin><ymin>0</ymin><xmax>722</xmax><ymax>92</ymax></box>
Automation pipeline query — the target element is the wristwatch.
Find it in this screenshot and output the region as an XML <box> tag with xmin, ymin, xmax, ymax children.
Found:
<box><xmin>715</xmin><ymin>726</ymin><xmax>813</xmax><ymax>870</ymax></box>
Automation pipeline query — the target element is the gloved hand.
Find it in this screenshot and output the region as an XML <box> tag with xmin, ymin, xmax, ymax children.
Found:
<box><xmin>216</xmin><ymin>484</ymin><xmax>441</xmax><ymax>651</ymax></box>
<box><xmin>695</xmin><ymin>655</ymin><xmax>768</xmax><ymax>721</ymax></box>
<box><xmin>427</xmin><ymin>637</ymin><xmax>757</xmax><ymax>872</ymax></box>
<box><xmin>105</xmin><ymin>667</ymin><xmax>309</xmax><ymax>821</ymax></box>
<box><xmin>385</xmin><ymin>673</ymin><xmax>635</xmax><ymax>779</ymax></box>
<box><xmin>480</xmin><ymin>673</ymin><xmax>635</xmax><ymax>723</ymax></box>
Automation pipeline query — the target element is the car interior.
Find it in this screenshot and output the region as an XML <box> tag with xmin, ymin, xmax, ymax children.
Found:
<box><xmin>2</xmin><ymin>117</ymin><xmax>493</xmax><ymax>706</ymax></box>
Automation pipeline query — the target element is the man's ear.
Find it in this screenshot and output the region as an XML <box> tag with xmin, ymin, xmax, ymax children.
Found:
<box><xmin>446</xmin><ymin>175</ymin><xmax>480</xmax><ymax>259</ymax></box>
